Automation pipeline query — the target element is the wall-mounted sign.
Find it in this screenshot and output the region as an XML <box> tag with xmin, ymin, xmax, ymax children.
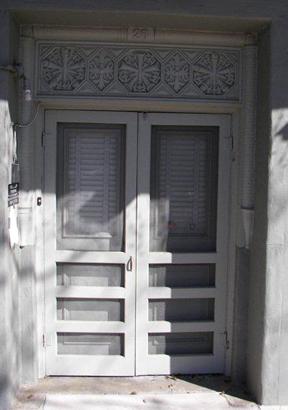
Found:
<box><xmin>8</xmin><ymin>182</ymin><xmax>19</xmax><ymax>207</ymax></box>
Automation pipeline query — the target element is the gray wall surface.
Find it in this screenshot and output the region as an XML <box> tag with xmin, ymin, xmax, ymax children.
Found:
<box><xmin>0</xmin><ymin>0</ymin><xmax>288</xmax><ymax>407</ymax></box>
<box><xmin>0</xmin><ymin>10</ymin><xmax>20</xmax><ymax>410</ymax></box>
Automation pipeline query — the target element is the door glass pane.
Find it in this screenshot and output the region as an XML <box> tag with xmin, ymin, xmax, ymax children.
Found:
<box><xmin>150</xmin><ymin>126</ymin><xmax>218</xmax><ymax>252</ymax></box>
<box><xmin>149</xmin><ymin>299</ymin><xmax>214</xmax><ymax>322</ymax></box>
<box><xmin>148</xmin><ymin>332</ymin><xmax>213</xmax><ymax>355</ymax></box>
<box><xmin>57</xmin><ymin>124</ymin><xmax>125</xmax><ymax>251</ymax></box>
<box><xmin>57</xmin><ymin>299</ymin><xmax>124</xmax><ymax>321</ymax></box>
<box><xmin>149</xmin><ymin>264</ymin><xmax>215</xmax><ymax>288</ymax></box>
<box><xmin>57</xmin><ymin>264</ymin><xmax>124</xmax><ymax>287</ymax></box>
<box><xmin>57</xmin><ymin>333</ymin><xmax>123</xmax><ymax>355</ymax></box>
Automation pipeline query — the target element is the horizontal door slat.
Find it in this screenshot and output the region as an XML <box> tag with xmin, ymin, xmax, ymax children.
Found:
<box><xmin>149</xmin><ymin>253</ymin><xmax>217</xmax><ymax>264</ymax></box>
<box><xmin>49</xmin><ymin>355</ymin><xmax>133</xmax><ymax>376</ymax></box>
<box><xmin>56</xmin><ymin>286</ymin><xmax>126</xmax><ymax>299</ymax></box>
<box><xmin>145</xmin><ymin>355</ymin><xmax>222</xmax><ymax>375</ymax></box>
<box><xmin>56</xmin><ymin>250</ymin><xmax>129</xmax><ymax>264</ymax></box>
<box><xmin>147</xmin><ymin>321</ymin><xmax>215</xmax><ymax>333</ymax></box>
<box><xmin>56</xmin><ymin>321</ymin><xmax>126</xmax><ymax>333</ymax></box>
<box><xmin>147</xmin><ymin>287</ymin><xmax>216</xmax><ymax>299</ymax></box>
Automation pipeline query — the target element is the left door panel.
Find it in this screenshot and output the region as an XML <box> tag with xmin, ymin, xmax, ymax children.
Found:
<box><xmin>44</xmin><ymin>111</ymin><xmax>137</xmax><ymax>376</ymax></box>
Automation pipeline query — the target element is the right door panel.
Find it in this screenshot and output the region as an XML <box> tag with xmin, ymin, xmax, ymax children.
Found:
<box><xmin>136</xmin><ymin>113</ymin><xmax>231</xmax><ymax>375</ymax></box>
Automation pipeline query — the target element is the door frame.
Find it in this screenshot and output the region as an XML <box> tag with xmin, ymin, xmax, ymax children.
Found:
<box><xmin>35</xmin><ymin>105</ymin><xmax>238</xmax><ymax>378</ymax></box>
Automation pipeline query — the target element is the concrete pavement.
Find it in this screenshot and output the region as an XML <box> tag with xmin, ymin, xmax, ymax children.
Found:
<box><xmin>12</xmin><ymin>376</ymin><xmax>286</xmax><ymax>409</ymax></box>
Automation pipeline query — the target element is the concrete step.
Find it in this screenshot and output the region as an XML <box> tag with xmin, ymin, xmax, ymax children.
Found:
<box><xmin>15</xmin><ymin>392</ymin><xmax>259</xmax><ymax>410</ymax></box>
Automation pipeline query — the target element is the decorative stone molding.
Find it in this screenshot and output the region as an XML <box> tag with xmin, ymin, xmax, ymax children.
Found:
<box><xmin>25</xmin><ymin>25</ymin><xmax>251</xmax><ymax>47</ymax></box>
<box><xmin>36</xmin><ymin>43</ymin><xmax>241</xmax><ymax>100</ymax></box>
<box><xmin>240</xmin><ymin>45</ymin><xmax>257</xmax><ymax>249</ymax></box>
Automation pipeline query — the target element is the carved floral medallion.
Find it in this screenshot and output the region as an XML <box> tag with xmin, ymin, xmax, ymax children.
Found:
<box><xmin>118</xmin><ymin>50</ymin><xmax>161</xmax><ymax>93</ymax></box>
<box><xmin>192</xmin><ymin>52</ymin><xmax>236</xmax><ymax>95</ymax></box>
<box><xmin>88</xmin><ymin>50</ymin><xmax>115</xmax><ymax>91</ymax></box>
<box><xmin>164</xmin><ymin>53</ymin><xmax>190</xmax><ymax>93</ymax></box>
<box><xmin>40</xmin><ymin>47</ymin><xmax>86</xmax><ymax>91</ymax></box>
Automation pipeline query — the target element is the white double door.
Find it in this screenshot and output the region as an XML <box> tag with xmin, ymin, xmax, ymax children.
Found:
<box><xmin>44</xmin><ymin>110</ymin><xmax>231</xmax><ymax>376</ymax></box>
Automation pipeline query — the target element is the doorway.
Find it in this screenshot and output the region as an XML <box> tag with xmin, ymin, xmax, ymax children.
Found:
<box><xmin>43</xmin><ymin>110</ymin><xmax>231</xmax><ymax>376</ymax></box>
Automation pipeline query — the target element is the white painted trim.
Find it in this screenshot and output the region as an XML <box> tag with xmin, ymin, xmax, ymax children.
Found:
<box><xmin>34</xmin><ymin>106</ymin><xmax>46</xmax><ymax>379</ymax></box>
<box><xmin>135</xmin><ymin>113</ymin><xmax>151</xmax><ymax>375</ymax></box>
<box><xmin>224</xmin><ymin>110</ymin><xmax>240</xmax><ymax>376</ymax></box>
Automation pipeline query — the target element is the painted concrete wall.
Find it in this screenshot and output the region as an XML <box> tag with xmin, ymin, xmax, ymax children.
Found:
<box><xmin>247</xmin><ymin>27</ymin><xmax>270</xmax><ymax>404</ymax></box>
<box><xmin>1</xmin><ymin>0</ymin><xmax>288</xmax><ymax>407</ymax></box>
<box><xmin>0</xmin><ymin>11</ymin><xmax>21</xmax><ymax>410</ymax></box>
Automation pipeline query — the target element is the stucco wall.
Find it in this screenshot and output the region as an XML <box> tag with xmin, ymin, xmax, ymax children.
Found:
<box><xmin>1</xmin><ymin>0</ymin><xmax>288</xmax><ymax>407</ymax></box>
<box><xmin>0</xmin><ymin>11</ymin><xmax>21</xmax><ymax>410</ymax></box>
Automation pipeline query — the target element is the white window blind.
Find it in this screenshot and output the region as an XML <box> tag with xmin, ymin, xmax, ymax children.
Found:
<box><xmin>57</xmin><ymin>124</ymin><xmax>125</xmax><ymax>251</ymax></box>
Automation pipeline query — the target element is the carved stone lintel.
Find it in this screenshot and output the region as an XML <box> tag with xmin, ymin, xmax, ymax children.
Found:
<box><xmin>37</xmin><ymin>43</ymin><xmax>240</xmax><ymax>100</ymax></box>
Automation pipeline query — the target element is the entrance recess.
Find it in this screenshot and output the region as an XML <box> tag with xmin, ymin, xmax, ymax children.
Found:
<box><xmin>44</xmin><ymin>110</ymin><xmax>231</xmax><ymax>376</ymax></box>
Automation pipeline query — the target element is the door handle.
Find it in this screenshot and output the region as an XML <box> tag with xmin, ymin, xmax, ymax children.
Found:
<box><xmin>127</xmin><ymin>256</ymin><xmax>133</xmax><ymax>272</ymax></box>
